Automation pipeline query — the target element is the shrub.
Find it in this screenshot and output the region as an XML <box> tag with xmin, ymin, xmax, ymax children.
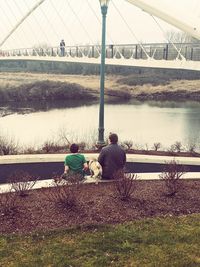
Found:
<box><xmin>41</xmin><ymin>141</ymin><xmax>66</xmax><ymax>153</ymax></box>
<box><xmin>45</xmin><ymin>173</ymin><xmax>83</xmax><ymax>210</ymax></box>
<box><xmin>0</xmin><ymin>135</ymin><xmax>18</xmax><ymax>155</ymax></box>
<box><xmin>112</xmin><ymin>169</ymin><xmax>138</xmax><ymax>201</ymax></box>
<box><xmin>9</xmin><ymin>170</ymin><xmax>38</xmax><ymax>197</ymax></box>
<box><xmin>78</xmin><ymin>141</ymin><xmax>86</xmax><ymax>151</ymax></box>
<box><xmin>159</xmin><ymin>160</ymin><xmax>186</xmax><ymax>196</ymax></box>
<box><xmin>22</xmin><ymin>146</ymin><xmax>37</xmax><ymax>154</ymax></box>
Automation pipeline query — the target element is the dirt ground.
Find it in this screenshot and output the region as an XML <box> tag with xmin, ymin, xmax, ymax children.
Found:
<box><xmin>0</xmin><ymin>180</ymin><xmax>199</xmax><ymax>234</ymax></box>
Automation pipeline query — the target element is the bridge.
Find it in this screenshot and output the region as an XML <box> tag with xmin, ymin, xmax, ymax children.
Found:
<box><xmin>1</xmin><ymin>42</ymin><xmax>200</xmax><ymax>71</ymax></box>
<box><xmin>0</xmin><ymin>0</ymin><xmax>200</xmax><ymax>71</ymax></box>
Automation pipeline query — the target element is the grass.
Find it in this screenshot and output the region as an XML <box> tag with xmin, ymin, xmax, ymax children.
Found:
<box><xmin>0</xmin><ymin>214</ymin><xmax>200</xmax><ymax>267</ymax></box>
<box><xmin>1</xmin><ymin>72</ymin><xmax>200</xmax><ymax>100</ymax></box>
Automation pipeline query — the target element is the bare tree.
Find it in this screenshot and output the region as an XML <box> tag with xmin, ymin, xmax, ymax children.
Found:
<box><xmin>165</xmin><ymin>30</ymin><xmax>199</xmax><ymax>43</ymax></box>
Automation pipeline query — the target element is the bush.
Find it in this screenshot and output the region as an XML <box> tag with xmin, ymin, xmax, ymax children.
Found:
<box><xmin>0</xmin><ymin>135</ymin><xmax>18</xmax><ymax>155</ymax></box>
<box><xmin>45</xmin><ymin>173</ymin><xmax>83</xmax><ymax>210</ymax></box>
<box><xmin>112</xmin><ymin>169</ymin><xmax>138</xmax><ymax>201</ymax></box>
<box><xmin>9</xmin><ymin>170</ymin><xmax>38</xmax><ymax>197</ymax></box>
<box><xmin>41</xmin><ymin>141</ymin><xmax>65</xmax><ymax>153</ymax></box>
<box><xmin>78</xmin><ymin>141</ymin><xmax>86</xmax><ymax>151</ymax></box>
<box><xmin>159</xmin><ymin>160</ymin><xmax>186</xmax><ymax>196</ymax></box>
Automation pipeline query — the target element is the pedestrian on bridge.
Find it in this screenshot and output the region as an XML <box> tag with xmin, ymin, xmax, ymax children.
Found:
<box><xmin>60</xmin><ymin>39</ymin><xmax>65</xmax><ymax>57</ymax></box>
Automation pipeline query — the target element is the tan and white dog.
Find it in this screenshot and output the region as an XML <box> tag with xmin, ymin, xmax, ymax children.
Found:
<box><xmin>88</xmin><ymin>158</ymin><xmax>102</xmax><ymax>181</ymax></box>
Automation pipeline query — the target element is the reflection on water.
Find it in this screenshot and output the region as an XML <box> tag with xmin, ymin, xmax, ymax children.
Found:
<box><xmin>0</xmin><ymin>99</ymin><xmax>200</xmax><ymax>150</ymax></box>
<box><xmin>0</xmin><ymin>99</ymin><xmax>98</xmax><ymax>115</ymax></box>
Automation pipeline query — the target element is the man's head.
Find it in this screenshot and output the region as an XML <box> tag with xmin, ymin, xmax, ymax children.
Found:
<box><xmin>70</xmin><ymin>143</ymin><xmax>79</xmax><ymax>153</ymax></box>
<box><xmin>109</xmin><ymin>133</ymin><xmax>118</xmax><ymax>144</ymax></box>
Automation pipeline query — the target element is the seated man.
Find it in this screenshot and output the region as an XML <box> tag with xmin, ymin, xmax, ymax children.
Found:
<box><xmin>64</xmin><ymin>143</ymin><xmax>88</xmax><ymax>179</ymax></box>
<box><xmin>98</xmin><ymin>133</ymin><xmax>126</xmax><ymax>179</ymax></box>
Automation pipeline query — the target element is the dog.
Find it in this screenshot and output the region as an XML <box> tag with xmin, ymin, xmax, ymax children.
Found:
<box><xmin>88</xmin><ymin>158</ymin><xmax>102</xmax><ymax>182</ymax></box>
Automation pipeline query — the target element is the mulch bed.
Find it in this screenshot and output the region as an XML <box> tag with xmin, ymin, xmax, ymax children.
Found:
<box><xmin>0</xmin><ymin>180</ymin><xmax>200</xmax><ymax>234</ymax></box>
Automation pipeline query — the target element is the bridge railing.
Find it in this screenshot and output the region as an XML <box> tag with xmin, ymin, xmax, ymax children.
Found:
<box><xmin>1</xmin><ymin>43</ymin><xmax>200</xmax><ymax>61</ymax></box>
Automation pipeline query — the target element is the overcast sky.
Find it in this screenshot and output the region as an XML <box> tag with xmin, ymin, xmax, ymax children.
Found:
<box><xmin>0</xmin><ymin>0</ymin><xmax>199</xmax><ymax>50</ymax></box>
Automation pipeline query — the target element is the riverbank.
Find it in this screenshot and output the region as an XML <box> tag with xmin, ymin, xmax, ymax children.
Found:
<box><xmin>1</xmin><ymin>71</ymin><xmax>200</xmax><ymax>101</ymax></box>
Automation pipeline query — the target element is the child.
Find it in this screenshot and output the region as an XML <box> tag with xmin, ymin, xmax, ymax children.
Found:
<box><xmin>63</xmin><ymin>143</ymin><xmax>88</xmax><ymax>180</ymax></box>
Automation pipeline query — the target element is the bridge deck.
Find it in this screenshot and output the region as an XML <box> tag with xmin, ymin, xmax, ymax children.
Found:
<box><xmin>1</xmin><ymin>56</ymin><xmax>200</xmax><ymax>71</ymax></box>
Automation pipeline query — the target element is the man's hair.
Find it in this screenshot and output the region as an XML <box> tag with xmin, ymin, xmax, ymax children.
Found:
<box><xmin>70</xmin><ymin>143</ymin><xmax>79</xmax><ymax>153</ymax></box>
<box><xmin>109</xmin><ymin>133</ymin><xmax>118</xmax><ymax>144</ymax></box>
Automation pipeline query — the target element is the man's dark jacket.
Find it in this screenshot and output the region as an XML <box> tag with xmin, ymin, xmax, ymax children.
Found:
<box><xmin>98</xmin><ymin>144</ymin><xmax>126</xmax><ymax>179</ymax></box>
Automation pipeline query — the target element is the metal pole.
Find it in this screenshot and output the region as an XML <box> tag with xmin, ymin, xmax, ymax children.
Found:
<box><xmin>97</xmin><ymin>4</ymin><xmax>108</xmax><ymax>145</ymax></box>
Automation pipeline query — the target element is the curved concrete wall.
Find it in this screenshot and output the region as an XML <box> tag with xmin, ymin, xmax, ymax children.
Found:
<box><xmin>0</xmin><ymin>153</ymin><xmax>200</xmax><ymax>184</ymax></box>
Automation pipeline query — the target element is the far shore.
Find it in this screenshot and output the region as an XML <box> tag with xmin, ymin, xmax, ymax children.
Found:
<box><xmin>0</xmin><ymin>71</ymin><xmax>200</xmax><ymax>101</ymax></box>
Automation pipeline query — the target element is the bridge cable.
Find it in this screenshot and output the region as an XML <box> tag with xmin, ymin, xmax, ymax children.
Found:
<box><xmin>5</xmin><ymin>0</ymin><xmax>32</xmax><ymax>50</ymax></box>
<box><xmin>13</xmin><ymin>0</ymin><xmax>42</xmax><ymax>53</ymax></box>
<box><xmin>43</xmin><ymin>0</ymin><xmax>63</xmax><ymax>43</ymax></box>
<box><xmin>62</xmin><ymin>0</ymin><xmax>88</xmax><ymax>56</ymax></box>
<box><xmin>111</xmin><ymin>0</ymin><xmax>150</xmax><ymax>59</ymax></box>
<box><xmin>0</xmin><ymin>1</ymin><xmax>24</xmax><ymax>50</ymax></box>
<box><xmin>65</xmin><ymin>0</ymin><xmax>100</xmax><ymax>56</ymax></box>
<box><xmin>0</xmin><ymin>0</ymin><xmax>46</xmax><ymax>49</ymax></box>
<box><xmin>150</xmin><ymin>14</ymin><xmax>186</xmax><ymax>60</ymax></box>
<box><xmin>23</xmin><ymin>0</ymin><xmax>54</xmax><ymax>55</ymax></box>
<box><xmin>86</xmin><ymin>0</ymin><xmax>125</xmax><ymax>58</ymax></box>
<box><xmin>85</xmin><ymin>0</ymin><xmax>102</xmax><ymax>55</ymax></box>
<box><xmin>33</xmin><ymin>1</ymin><xmax>61</xmax><ymax>55</ymax></box>
<box><xmin>49</xmin><ymin>0</ymin><xmax>78</xmax><ymax>54</ymax></box>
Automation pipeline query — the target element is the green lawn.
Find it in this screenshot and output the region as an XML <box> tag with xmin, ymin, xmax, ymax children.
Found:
<box><xmin>0</xmin><ymin>214</ymin><xmax>200</xmax><ymax>267</ymax></box>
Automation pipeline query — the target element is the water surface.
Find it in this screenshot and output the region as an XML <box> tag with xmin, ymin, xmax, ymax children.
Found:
<box><xmin>0</xmin><ymin>99</ymin><xmax>200</xmax><ymax>150</ymax></box>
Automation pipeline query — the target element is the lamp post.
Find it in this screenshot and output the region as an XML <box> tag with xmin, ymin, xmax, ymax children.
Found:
<box><xmin>97</xmin><ymin>0</ymin><xmax>110</xmax><ymax>146</ymax></box>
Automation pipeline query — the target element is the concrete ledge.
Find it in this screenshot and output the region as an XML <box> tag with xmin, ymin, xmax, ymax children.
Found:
<box><xmin>1</xmin><ymin>153</ymin><xmax>200</xmax><ymax>165</ymax></box>
<box><xmin>0</xmin><ymin>153</ymin><xmax>200</xmax><ymax>184</ymax></box>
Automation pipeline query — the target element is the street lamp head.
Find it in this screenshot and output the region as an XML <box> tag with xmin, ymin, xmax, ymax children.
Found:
<box><xmin>99</xmin><ymin>0</ymin><xmax>110</xmax><ymax>7</ymax></box>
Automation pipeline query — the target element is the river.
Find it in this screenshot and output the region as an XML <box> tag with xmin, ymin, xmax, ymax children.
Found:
<box><xmin>0</xmin><ymin>99</ymin><xmax>200</xmax><ymax>150</ymax></box>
